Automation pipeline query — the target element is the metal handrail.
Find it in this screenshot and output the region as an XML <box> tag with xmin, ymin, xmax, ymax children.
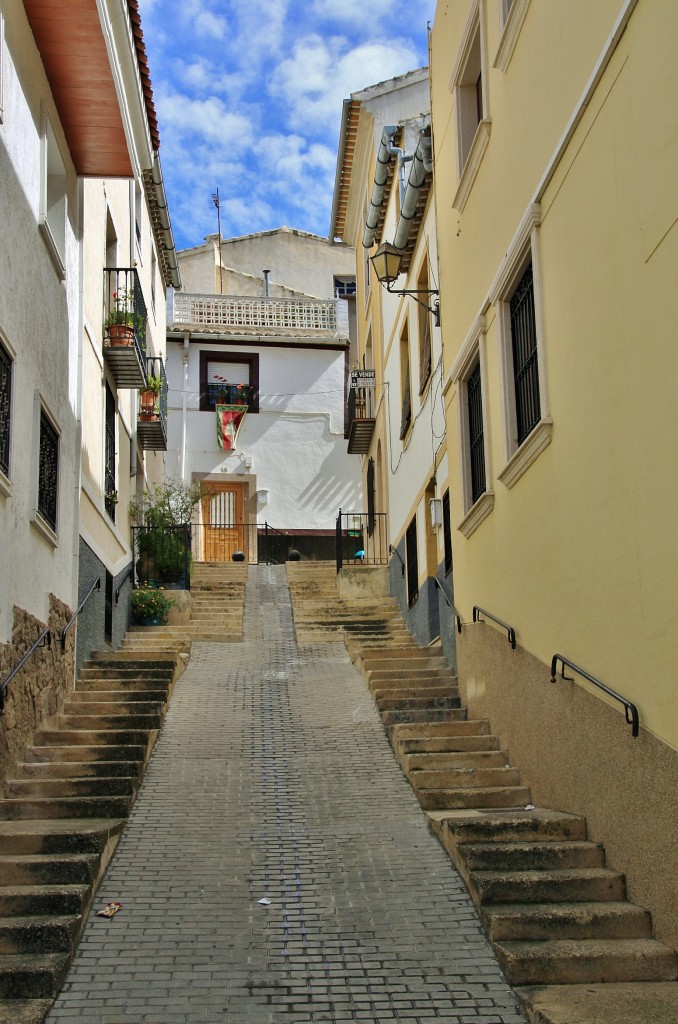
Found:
<box><xmin>61</xmin><ymin>578</ymin><xmax>101</xmax><ymax>651</ymax></box>
<box><xmin>115</xmin><ymin>568</ymin><xmax>133</xmax><ymax>606</ymax></box>
<box><xmin>0</xmin><ymin>627</ymin><xmax>52</xmax><ymax>714</ymax></box>
<box><xmin>433</xmin><ymin>576</ymin><xmax>462</xmax><ymax>635</ymax></box>
<box><xmin>550</xmin><ymin>654</ymin><xmax>640</xmax><ymax>738</ymax></box>
<box><xmin>389</xmin><ymin>545</ymin><xmax>405</xmax><ymax>578</ymax></box>
<box><xmin>473</xmin><ymin>606</ymin><xmax>516</xmax><ymax>650</ymax></box>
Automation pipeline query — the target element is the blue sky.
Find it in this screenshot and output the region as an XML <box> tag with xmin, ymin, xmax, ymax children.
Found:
<box><xmin>137</xmin><ymin>0</ymin><xmax>436</xmax><ymax>252</ymax></box>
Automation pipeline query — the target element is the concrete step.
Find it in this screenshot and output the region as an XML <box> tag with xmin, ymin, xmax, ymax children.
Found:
<box><xmin>78</xmin><ymin>664</ymin><xmax>175</xmax><ymax>679</ymax></box>
<box><xmin>381</xmin><ymin>708</ymin><xmax>467</xmax><ymax>727</ymax></box>
<box><xmin>62</xmin><ymin>700</ymin><xmax>163</xmax><ymax>718</ymax></box>
<box><xmin>0</xmin><ymin>854</ymin><xmax>98</xmax><ymax>887</ymax></box>
<box><xmin>434</xmin><ymin>807</ymin><xmax>588</xmax><ymax>846</ymax></box>
<box><xmin>375</xmin><ymin>694</ymin><xmax>461</xmax><ymax>713</ymax></box>
<box><xmin>390</xmin><ymin>720</ymin><xmax>487</xmax><ymax>739</ymax></box>
<box><xmin>69</xmin><ymin>689</ymin><xmax>167</xmax><ymax>703</ymax></box>
<box><xmin>483</xmin><ymin>901</ymin><xmax>653</xmax><ymax>942</ymax></box>
<box><xmin>0</xmin><ymin>915</ymin><xmax>81</xmax><ymax>955</ymax></box>
<box><xmin>24</xmin><ymin>745</ymin><xmax>146</xmax><ymax>764</ymax></box>
<box><xmin>0</xmin><ymin>953</ymin><xmax>70</xmax><ymax>998</ymax></box>
<box><xmin>5</xmin><ymin>777</ymin><xmax>136</xmax><ymax>800</ymax></box>
<box><xmin>15</xmin><ymin>760</ymin><xmax>141</xmax><ymax>780</ymax></box>
<box><xmin>515</xmin><ymin>981</ymin><xmax>678</xmax><ymax>1024</ymax></box>
<box><xmin>462</xmin><ymin>840</ymin><xmax>605</xmax><ymax>872</ymax></box>
<box><xmin>0</xmin><ymin>886</ymin><xmax>88</xmax><ymax>917</ymax></box>
<box><xmin>0</xmin><ymin>819</ymin><xmax>125</xmax><ymax>856</ymax></box>
<box><xmin>0</xmin><ymin>997</ymin><xmax>54</xmax><ymax>1023</ymax></box>
<box><xmin>495</xmin><ymin>937</ymin><xmax>677</xmax><ymax>986</ymax></box>
<box><xmin>404</xmin><ymin>750</ymin><xmax>509</xmax><ymax>772</ymax></box>
<box><xmin>0</xmin><ymin>796</ymin><xmax>133</xmax><ymax>821</ymax></box>
<box><xmin>411</xmin><ymin>766</ymin><xmax>521</xmax><ymax>792</ymax></box>
<box><xmin>33</xmin><ymin>729</ymin><xmax>153</xmax><ymax>747</ymax></box>
<box><xmin>398</xmin><ymin>734</ymin><xmax>500</xmax><ymax>754</ymax></box>
<box><xmin>418</xmin><ymin>785</ymin><xmax>532</xmax><ymax>811</ymax></box>
<box><xmin>469</xmin><ymin>868</ymin><xmax>626</xmax><ymax>905</ymax></box>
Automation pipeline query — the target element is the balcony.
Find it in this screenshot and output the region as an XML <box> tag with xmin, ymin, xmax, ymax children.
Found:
<box><xmin>169</xmin><ymin>292</ymin><xmax>348</xmax><ymax>339</ymax></box>
<box><xmin>347</xmin><ymin>386</ymin><xmax>376</xmax><ymax>455</ymax></box>
<box><xmin>137</xmin><ymin>357</ymin><xmax>168</xmax><ymax>451</ymax></box>
<box><xmin>103</xmin><ymin>268</ymin><xmax>147</xmax><ymax>388</ymax></box>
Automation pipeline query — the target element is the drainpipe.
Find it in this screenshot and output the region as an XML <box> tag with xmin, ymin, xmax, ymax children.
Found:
<box><xmin>393</xmin><ymin>130</ymin><xmax>433</xmax><ymax>252</ymax></box>
<box><xmin>362</xmin><ymin>126</ymin><xmax>398</xmax><ymax>249</ymax></box>
<box><xmin>180</xmin><ymin>333</ymin><xmax>189</xmax><ymax>481</ymax></box>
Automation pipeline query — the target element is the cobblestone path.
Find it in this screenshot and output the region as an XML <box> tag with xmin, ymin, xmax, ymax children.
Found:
<box><xmin>47</xmin><ymin>565</ymin><xmax>525</xmax><ymax>1024</ymax></box>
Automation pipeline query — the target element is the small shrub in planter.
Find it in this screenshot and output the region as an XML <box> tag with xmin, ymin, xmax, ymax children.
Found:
<box><xmin>131</xmin><ymin>588</ymin><xmax>174</xmax><ymax>625</ymax></box>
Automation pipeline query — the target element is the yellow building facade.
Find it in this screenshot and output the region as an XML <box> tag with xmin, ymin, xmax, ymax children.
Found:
<box><xmin>431</xmin><ymin>0</ymin><xmax>678</xmax><ymax>947</ymax></box>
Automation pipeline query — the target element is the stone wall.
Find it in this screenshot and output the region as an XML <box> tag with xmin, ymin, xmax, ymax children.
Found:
<box><xmin>0</xmin><ymin>596</ymin><xmax>74</xmax><ymax>783</ymax></box>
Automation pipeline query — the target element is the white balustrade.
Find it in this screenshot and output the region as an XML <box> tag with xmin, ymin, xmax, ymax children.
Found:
<box><xmin>172</xmin><ymin>293</ymin><xmax>339</xmax><ymax>332</ymax></box>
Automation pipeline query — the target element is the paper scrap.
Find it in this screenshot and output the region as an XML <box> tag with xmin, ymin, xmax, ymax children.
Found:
<box><xmin>97</xmin><ymin>901</ymin><xmax>122</xmax><ymax>919</ymax></box>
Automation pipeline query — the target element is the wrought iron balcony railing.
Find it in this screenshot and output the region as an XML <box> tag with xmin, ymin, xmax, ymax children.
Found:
<box><xmin>347</xmin><ymin>385</ymin><xmax>376</xmax><ymax>455</ymax></box>
<box><xmin>137</xmin><ymin>356</ymin><xmax>168</xmax><ymax>451</ymax></box>
<box><xmin>103</xmin><ymin>267</ymin><xmax>147</xmax><ymax>388</ymax></box>
<box><xmin>170</xmin><ymin>292</ymin><xmax>340</xmax><ymax>333</ymax></box>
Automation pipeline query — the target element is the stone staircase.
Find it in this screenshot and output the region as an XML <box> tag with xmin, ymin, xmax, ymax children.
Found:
<box><xmin>286</xmin><ymin>562</ymin><xmax>678</xmax><ymax>1023</ymax></box>
<box><xmin>0</xmin><ymin>651</ymin><xmax>181</xmax><ymax>1023</ymax></box>
<box><xmin>122</xmin><ymin>561</ymin><xmax>248</xmax><ymax>654</ymax></box>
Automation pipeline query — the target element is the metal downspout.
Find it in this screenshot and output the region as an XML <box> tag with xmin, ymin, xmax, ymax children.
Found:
<box><xmin>393</xmin><ymin>131</ymin><xmax>432</xmax><ymax>252</ymax></box>
<box><xmin>362</xmin><ymin>126</ymin><xmax>398</xmax><ymax>249</ymax></box>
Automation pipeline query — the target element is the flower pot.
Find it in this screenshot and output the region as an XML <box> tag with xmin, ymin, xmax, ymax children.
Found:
<box><xmin>140</xmin><ymin>390</ymin><xmax>158</xmax><ymax>414</ymax></box>
<box><xmin>139</xmin><ymin>411</ymin><xmax>159</xmax><ymax>421</ymax></box>
<box><xmin>108</xmin><ymin>324</ymin><xmax>135</xmax><ymax>346</ymax></box>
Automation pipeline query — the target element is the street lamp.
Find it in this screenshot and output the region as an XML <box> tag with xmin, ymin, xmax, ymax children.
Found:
<box><xmin>369</xmin><ymin>241</ymin><xmax>440</xmax><ymax>326</ymax></box>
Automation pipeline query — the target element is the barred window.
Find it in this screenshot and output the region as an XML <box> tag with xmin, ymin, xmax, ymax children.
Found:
<box><xmin>510</xmin><ymin>263</ymin><xmax>541</xmax><ymax>445</ymax></box>
<box><xmin>0</xmin><ymin>339</ymin><xmax>11</xmax><ymax>477</ymax></box>
<box><xmin>38</xmin><ymin>409</ymin><xmax>59</xmax><ymax>531</ymax></box>
<box><xmin>406</xmin><ymin>516</ymin><xmax>419</xmax><ymax>607</ymax></box>
<box><xmin>442</xmin><ymin>489</ymin><xmax>453</xmax><ymax>575</ymax></box>
<box><xmin>104</xmin><ymin>384</ymin><xmax>116</xmax><ymax>521</ymax></box>
<box><xmin>467</xmin><ymin>360</ymin><xmax>486</xmax><ymax>504</ymax></box>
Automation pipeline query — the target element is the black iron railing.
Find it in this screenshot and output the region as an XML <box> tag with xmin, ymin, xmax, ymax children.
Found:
<box><xmin>61</xmin><ymin>577</ymin><xmax>101</xmax><ymax>652</ymax></box>
<box><xmin>550</xmin><ymin>654</ymin><xmax>640</xmax><ymax>738</ymax></box>
<box><xmin>336</xmin><ymin>510</ymin><xmax>388</xmax><ymax>571</ymax></box>
<box><xmin>134</xmin><ymin>525</ymin><xmax>192</xmax><ymax>589</ymax></box>
<box><xmin>348</xmin><ymin>385</ymin><xmax>375</xmax><ymax>423</ymax></box>
<box><xmin>104</xmin><ymin>267</ymin><xmax>147</xmax><ymax>360</ymax></box>
<box><xmin>433</xmin><ymin>576</ymin><xmax>462</xmax><ymax>634</ymax></box>
<box><xmin>473</xmin><ymin>605</ymin><xmax>516</xmax><ymax>650</ymax></box>
<box><xmin>0</xmin><ymin>627</ymin><xmax>52</xmax><ymax>713</ymax></box>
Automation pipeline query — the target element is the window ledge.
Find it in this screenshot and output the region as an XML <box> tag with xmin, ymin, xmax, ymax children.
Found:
<box><xmin>499</xmin><ymin>417</ymin><xmax>553</xmax><ymax>489</ymax></box>
<box><xmin>458</xmin><ymin>489</ymin><xmax>494</xmax><ymax>539</ymax></box>
<box><xmin>38</xmin><ymin>221</ymin><xmax>66</xmax><ymax>280</ymax></box>
<box><xmin>0</xmin><ymin>468</ymin><xmax>10</xmax><ymax>499</ymax></box>
<box><xmin>494</xmin><ymin>0</ymin><xmax>531</xmax><ymax>73</ymax></box>
<box><xmin>453</xmin><ymin>119</ymin><xmax>492</xmax><ymax>214</ymax></box>
<box><xmin>32</xmin><ymin>511</ymin><xmax>58</xmax><ymax>548</ymax></box>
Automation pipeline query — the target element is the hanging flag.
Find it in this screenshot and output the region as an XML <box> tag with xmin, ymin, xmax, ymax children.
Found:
<box><xmin>216</xmin><ymin>404</ymin><xmax>247</xmax><ymax>450</ymax></box>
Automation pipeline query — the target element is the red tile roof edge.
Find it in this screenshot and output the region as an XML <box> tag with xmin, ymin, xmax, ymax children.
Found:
<box><xmin>127</xmin><ymin>0</ymin><xmax>160</xmax><ymax>151</ymax></box>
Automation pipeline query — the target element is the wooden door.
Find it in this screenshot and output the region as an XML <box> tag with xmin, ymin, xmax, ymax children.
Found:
<box><xmin>201</xmin><ymin>483</ymin><xmax>247</xmax><ymax>562</ymax></box>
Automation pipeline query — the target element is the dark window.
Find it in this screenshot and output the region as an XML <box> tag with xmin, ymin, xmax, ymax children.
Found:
<box><xmin>0</xmin><ymin>341</ymin><xmax>11</xmax><ymax>476</ymax></box>
<box><xmin>399</xmin><ymin>362</ymin><xmax>412</xmax><ymax>440</ymax></box>
<box><xmin>467</xmin><ymin>360</ymin><xmax>486</xmax><ymax>505</ymax></box>
<box><xmin>510</xmin><ymin>263</ymin><xmax>541</xmax><ymax>445</ymax></box>
<box><xmin>334</xmin><ymin>276</ymin><xmax>356</xmax><ymax>297</ymax></box>
<box><xmin>38</xmin><ymin>410</ymin><xmax>59</xmax><ymax>531</ymax></box>
<box><xmin>476</xmin><ymin>71</ymin><xmax>483</xmax><ymax>122</ymax></box>
<box><xmin>199</xmin><ymin>351</ymin><xmax>259</xmax><ymax>413</ymax></box>
<box><xmin>405</xmin><ymin>517</ymin><xmax>419</xmax><ymax>607</ymax></box>
<box><xmin>104</xmin><ymin>571</ymin><xmax>113</xmax><ymax>644</ymax></box>
<box><xmin>367</xmin><ymin>457</ymin><xmax>375</xmax><ymax>537</ymax></box>
<box><xmin>442</xmin><ymin>489</ymin><xmax>453</xmax><ymax>575</ymax></box>
<box><xmin>104</xmin><ymin>384</ymin><xmax>116</xmax><ymax>521</ymax></box>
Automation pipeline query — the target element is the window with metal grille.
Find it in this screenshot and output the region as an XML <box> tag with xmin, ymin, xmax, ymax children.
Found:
<box><xmin>405</xmin><ymin>517</ymin><xmax>419</xmax><ymax>607</ymax></box>
<box><xmin>399</xmin><ymin>360</ymin><xmax>412</xmax><ymax>440</ymax></box>
<box><xmin>0</xmin><ymin>339</ymin><xmax>11</xmax><ymax>477</ymax></box>
<box><xmin>467</xmin><ymin>360</ymin><xmax>486</xmax><ymax>504</ymax></box>
<box><xmin>38</xmin><ymin>410</ymin><xmax>59</xmax><ymax>531</ymax></box>
<box><xmin>510</xmin><ymin>263</ymin><xmax>541</xmax><ymax>445</ymax></box>
<box><xmin>104</xmin><ymin>571</ymin><xmax>113</xmax><ymax>644</ymax></box>
<box><xmin>104</xmin><ymin>384</ymin><xmax>116</xmax><ymax>521</ymax></box>
<box><xmin>442</xmin><ymin>489</ymin><xmax>453</xmax><ymax>575</ymax></box>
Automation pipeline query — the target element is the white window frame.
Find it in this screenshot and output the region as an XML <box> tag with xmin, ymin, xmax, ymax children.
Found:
<box><xmin>449</xmin><ymin>314</ymin><xmax>494</xmax><ymax>537</ymax></box>
<box><xmin>450</xmin><ymin>0</ymin><xmax>492</xmax><ymax>213</ymax></box>
<box><xmin>39</xmin><ymin>110</ymin><xmax>67</xmax><ymax>279</ymax></box>
<box><xmin>31</xmin><ymin>392</ymin><xmax>60</xmax><ymax>546</ymax></box>
<box><xmin>494</xmin><ymin>0</ymin><xmax>531</xmax><ymax>73</ymax></box>
<box><xmin>490</xmin><ymin>203</ymin><xmax>552</xmax><ymax>489</ymax></box>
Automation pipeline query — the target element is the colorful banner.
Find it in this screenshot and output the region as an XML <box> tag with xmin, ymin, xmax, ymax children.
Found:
<box><xmin>216</xmin><ymin>405</ymin><xmax>247</xmax><ymax>450</ymax></box>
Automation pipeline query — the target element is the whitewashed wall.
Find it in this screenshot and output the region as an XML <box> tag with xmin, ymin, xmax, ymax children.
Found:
<box><xmin>165</xmin><ymin>340</ymin><xmax>361</xmax><ymax>530</ymax></box>
<box><xmin>0</xmin><ymin>2</ymin><xmax>80</xmax><ymax>639</ymax></box>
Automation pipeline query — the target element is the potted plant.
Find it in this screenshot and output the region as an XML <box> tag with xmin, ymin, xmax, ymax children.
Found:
<box><xmin>129</xmin><ymin>477</ymin><xmax>202</xmax><ymax>589</ymax></box>
<box><xmin>131</xmin><ymin>587</ymin><xmax>173</xmax><ymax>626</ymax></box>
<box><xmin>139</xmin><ymin>374</ymin><xmax>162</xmax><ymax>420</ymax></box>
<box><xmin>105</xmin><ymin>290</ymin><xmax>146</xmax><ymax>346</ymax></box>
